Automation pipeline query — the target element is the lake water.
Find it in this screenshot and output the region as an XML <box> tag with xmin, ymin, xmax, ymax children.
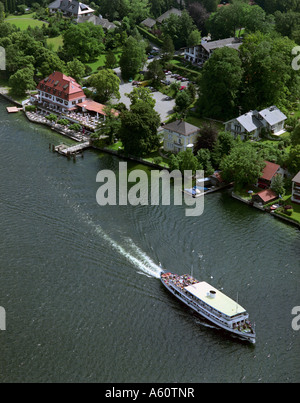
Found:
<box><xmin>0</xmin><ymin>98</ymin><xmax>299</xmax><ymax>382</ymax></box>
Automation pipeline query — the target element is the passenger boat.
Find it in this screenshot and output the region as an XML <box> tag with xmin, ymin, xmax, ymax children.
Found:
<box><xmin>160</xmin><ymin>272</ymin><xmax>256</xmax><ymax>344</ymax></box>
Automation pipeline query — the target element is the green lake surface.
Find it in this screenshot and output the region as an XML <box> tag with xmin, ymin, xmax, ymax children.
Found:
<box><xmin>0</xmin><ymin>98</ymin><xmax>299</xmax><ymax>382</ymax></box>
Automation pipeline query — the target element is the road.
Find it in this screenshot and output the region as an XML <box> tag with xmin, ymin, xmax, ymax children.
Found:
<box><xmin>113</xmin><ymin>66</ymin><xmax>177</xmax><ymax>122</ymax></box>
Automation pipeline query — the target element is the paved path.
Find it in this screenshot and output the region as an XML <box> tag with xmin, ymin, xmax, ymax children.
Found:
<box><xmin>113</xmin><ymin>67</ymin><xmax>176</xmax><ymax>122</ymax></box>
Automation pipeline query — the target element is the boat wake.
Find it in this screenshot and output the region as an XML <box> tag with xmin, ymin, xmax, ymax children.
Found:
<box><xmin>70</xmin><ymin>203</ymin><xmax>162</xmax><ymax>279</ymax></box>
<box><xmin>97</xmin><ymin>228</ymin><xmax>163</xmax><ymax>279</ymax></box>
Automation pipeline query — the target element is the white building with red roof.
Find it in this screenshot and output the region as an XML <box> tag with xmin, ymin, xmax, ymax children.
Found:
<box><xmin>36</xmin><ymin>71</ymin><xmax>86</xmax><ymax>112</ymax></box>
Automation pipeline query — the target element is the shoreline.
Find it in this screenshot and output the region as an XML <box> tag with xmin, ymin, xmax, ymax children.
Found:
<box><xmin>1</xmin><ymin>92</ymin><xmax>299</xmax><ymax>229</ymax></box>
<box><xmin>231</xmin><ymin>191</ymin><xmax>300</xmax><ymax>229</ymax></box>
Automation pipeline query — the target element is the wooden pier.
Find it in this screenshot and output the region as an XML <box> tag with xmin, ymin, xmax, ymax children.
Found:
<box><xmin>54</xmin><ymin>141</ymin><xmax>90</xmax><ymax>157</ymax></box>
<box><xmin>6</xmin><ymin>106</ymin><xmax>23</xmax><ymax>113</ymax></box>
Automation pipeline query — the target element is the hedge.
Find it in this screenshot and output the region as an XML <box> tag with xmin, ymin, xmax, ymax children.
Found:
<box><xmin>137</xmin><ymin>25</ymin><xmax>163</xmax><ymax>47</ymax></box>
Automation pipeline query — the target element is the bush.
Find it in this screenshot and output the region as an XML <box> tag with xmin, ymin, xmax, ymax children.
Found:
<box><xmin>153</xmin><ymin>156</ymin><xmax>162</xmax><ymax>165</ymax></box>
<box><xmin>69</xmin><ymin>123</ymin><xmax>82</xmax><ymax>131</ymax></box>
<box><xmin>45</xmin><ymin>113</ymin><xmax>57</xmax><ymax>121</ymax></box>
<box><xmin>285</xmin><ymin>208</ymin><xmax>293</xmax><ymax>216</ymax></box>
<box><xmin>25</xmin><ymin>105</ymin><xmax>37</xmax><ymax>112</ymax></box>
<box><xmin>57</xmin><ymin>118</ymin><xmax>69</xmax><ymax>125</ymax></box>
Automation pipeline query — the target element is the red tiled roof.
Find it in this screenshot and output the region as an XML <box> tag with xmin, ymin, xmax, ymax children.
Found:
<box><xmin>37</xmin><ymin>71</ymin><xmax>85</xmax><ymax>101</ymax></box>
<box><xmin>77</xmin><ymin>99</ymin><xmax>119</xmax><ymax>116</ymax></box>
<box><xmin>256</xmin><ymin>189</ymin><xmax>277</xmax><ymax>203</ymax></box>
<box><xmin>260</xmin><ymin>161</ymin><xmax>280</xmax><ymax>181</ymax></box>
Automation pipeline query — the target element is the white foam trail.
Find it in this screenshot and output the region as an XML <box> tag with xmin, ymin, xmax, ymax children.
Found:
<box><xmin>81</xmin><ymin>212</ymin><xmax>162</xmax><ymax>279</ymax></box>
<box><xmin>100</xmin><ymin>230</ymin><xmax>162</xmax><ymax>278</ymax></box>
<box><xmin>55</xmin><ymin>186</ymin><xmax>162</xmax><ymax>279</ymax></box>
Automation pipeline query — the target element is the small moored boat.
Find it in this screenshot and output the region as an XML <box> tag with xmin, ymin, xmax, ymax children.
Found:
<box><xmin>161</xmin><ymin>272</ymin><xmax>256</xmax><ymax>344</ymax></box>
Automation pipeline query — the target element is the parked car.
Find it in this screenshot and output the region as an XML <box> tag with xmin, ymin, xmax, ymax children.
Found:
<box><xmin>164</xmin><ymin>96</ymin><xmax>173</xmax><ymax>101</ymax></box>
<box><xmin>181</xmin><ymin>77</ymin><xmax>188</xmax><ymax>81</ymax></box>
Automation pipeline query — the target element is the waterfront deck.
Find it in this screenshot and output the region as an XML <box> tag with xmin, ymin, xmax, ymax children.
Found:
<box><xmin>6</xmin><ymin>106</ymin><xmax>22</xmax><ymax>113</ymax></box>
<box><xmin>55</xmin><ymin>142</ymin><xmax>91</xmax><ymax>156</ymax></box>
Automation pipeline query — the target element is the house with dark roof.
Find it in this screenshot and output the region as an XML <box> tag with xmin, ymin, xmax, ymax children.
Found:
<box><xmin>77</xmin><ymin>14</ymin><xmax>116</xmax><ymax>30</ymax></box>
<box><xmin>291</xmin><ymin>171</ymin><xmax>300</xmax><ymax>204</ymax></box>
<box><xmin>163</xmin><ymin>120</ymin><xmax>200</xmax><ymax>153</ymax></box>
<box><xmin>48</xmin><ymin>0</ymin><xmax>94</xmax><ymax>20</ymax></box>
<box><xmin>225</xmin><ymin>106</ymin><xmax>287</xmax><ymax>140</ymax></box>
<box><xmin>183</xmin><ymin>37</ymin><xmax>242</xmax><ymax>67</ymax></box>
<box><xmin>256</xmin><ymin>161</ymin><xmax>284</xmax><ymax>189</ymax></box>
<box><xmin>141</xmin><ymin>8</ymin><xmax>182</xmax><ymax>29</ymax></box>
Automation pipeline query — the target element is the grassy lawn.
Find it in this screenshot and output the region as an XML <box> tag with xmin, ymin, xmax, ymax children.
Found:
<box><xmin>86</xmin><ymin>49</ymin><xmax>122</xmax><ymax>74</ymax></box>
<box><xmin>5</xmin><ymin>13</ymin><xmax>47</xmax><ymax>30</ymax></box>
<box><xmin>46</xmin><ymin>35</ymin><xmax>63</xmax><ymax>52</ymax></box>
<box><xmin>233</xmin><ymin>185</ymin><xmax>261</xmax><ymax>201</ymax></box>
<box><xmin>274</xmin><ymin>196</ymin><xmax>300</xmax><ymax>225</ymax></box>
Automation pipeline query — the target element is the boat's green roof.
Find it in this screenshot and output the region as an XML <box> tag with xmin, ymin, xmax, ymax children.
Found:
<box><xmin>185</xmin><ymin>281</ymin><xmax>246</xmax><ymax>317</ymax></box>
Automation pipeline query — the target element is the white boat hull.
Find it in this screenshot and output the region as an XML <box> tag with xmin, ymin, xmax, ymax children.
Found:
<box><xmin>161</xmin><ymin>274</ymin><xmax>256</xmax><ymax>344</ymax></box>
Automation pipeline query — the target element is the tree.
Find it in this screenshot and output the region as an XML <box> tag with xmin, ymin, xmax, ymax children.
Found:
<box><xmin>104</xmin><ymin>50</ymin><xmax>118</xmax><ymax>70</ymax></box>
<box><xmin>62</xmin><ymin>23</ymin><xmax>104</xmax><ymax>63</ymax></box>
<box><xmin>161</xmin><ymin>10</ymin><xmax>196</xmax><ymax>49</ymax></box>
<box><xmin>160</xmin><ymin>35</ymin><xmax>175</xmax><ymax>65</ymax></box>
<box><xmin>169</xmin><ymin>149</ymin><xmax>200</xmax><ymax>175</ymax></box>
<box><xmin>36</xmin><ymin>48</ymin><xmax>65</xmax><ymax>77</ymax></box>
<box><xmin>174</xmin><ymin>90</ymin><xmax>191</xmax><ymax>116</ymax></box>
<box><xmin>196</xmin><ymin>148</ymin><xmax>214</xmax><ymax>175</ymax></box>
<box><xmin>0</xmin><ymin>2</ymin><xmax>5</xmax><ymax>23</ymax></box>
<box><xmin>286</xmin><ymin>145</ymin><xmax>300</xmax><ymax>175</ymax></box>
<box><xmin>119</xmin><ymin>101</ymin><xmax>160</xmax><ymax>156</ymax></box>
<box><xmin>187</xmin><ymin>2</ymin><xmax>209</xmax><ymax>34</ymax></box>
<box><xmin>271</xmin><ymin>174</ymin><xmax>285</xmax><ymax>197</ymax></box>
<box><xmin>239</xmin><ymin>33</ymin><xmax>300</xmax><ymax>111</ymax></box>
<box><xmin>9</xmin><ymin>66</ymin><xmax>36</xmax><ymax>96</ymax></box>
<box><xmin>207</xmin><ymin>1</ymin><xmax>271</xmax><ymax>40</ymax></box>
<box><xmin>198</xmin><ymin>47</ymin><xmax>243</xmax><ymax>119</ymax></box>
<box><xmin>127</xmin><ymin>0</ymin><xmax>150</xmax><ymax>26</ymax></box>
<box><xmin>220</xmin><ymin>143</ymin><xmax>266</xmax><ymax>188</ymax></box>
<box><xmin>187</xmin><ymin>29</ymin><xmax>201</xmax><ymax>47</ymax></box>
<box><xmin>194</xmin><ymin>123</ymin><xmax>218</xmax><ymax>152</ymax></box>
<box><xmin>147</xmin><ymin>59</ymin><xmax>164</xmax><ymax>87</ymax></box>
<box><xmin>66</xmin><ymin>58</ymin><xmax>86</xmax><ymax>83</ymax></box>
<box><xmin>125</xmin><ymin>86</ymin><xmax>156</xmax><ymax>109</ymax></box>
<box><xmin>211</xmin><ymin>131</ymin><xmax>236</xmax><ymax>167</ymax></box>
<box><xmin>291</xmin><ymin>124</ymin><xmax>300</xmax><ymax>146</ymax></box>
<box><xmin>95</xmin><ymin>106</ymin><xmax>121</xmax><ymax>144</ymax></box>
<box><xmin>89</xmin><ymin>69</ymin><xmax>120</xmax><ymax>103</ymax></box>
<box><xmin>119</xmin><ymin>36</ymin><xmax>146</xmax><ymax>80</ymax></box>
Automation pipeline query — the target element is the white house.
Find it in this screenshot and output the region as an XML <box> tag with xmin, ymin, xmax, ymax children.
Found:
<box><xmin>163</xmin><ymin>120</ymin><xmax>200</xmax><ymax>154</ymax></box>
<box><xmin>183</xmin><ymin>37</ymin><xmax>242</xmax><ymax>67</ymax></box>
<box><xmin>225</xmin><ymin>106</ymin><xmax>287</xmax><ymax>140</ymax></box>
<box><xmin>291</xmin><ymin>171</ymin><xmax>300</xmax><ymax>204</ymax></box>
<box><xmin>48</xmin><ymin>0</ymin><xmax>94</xmax><ymax>20</ymax></box>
